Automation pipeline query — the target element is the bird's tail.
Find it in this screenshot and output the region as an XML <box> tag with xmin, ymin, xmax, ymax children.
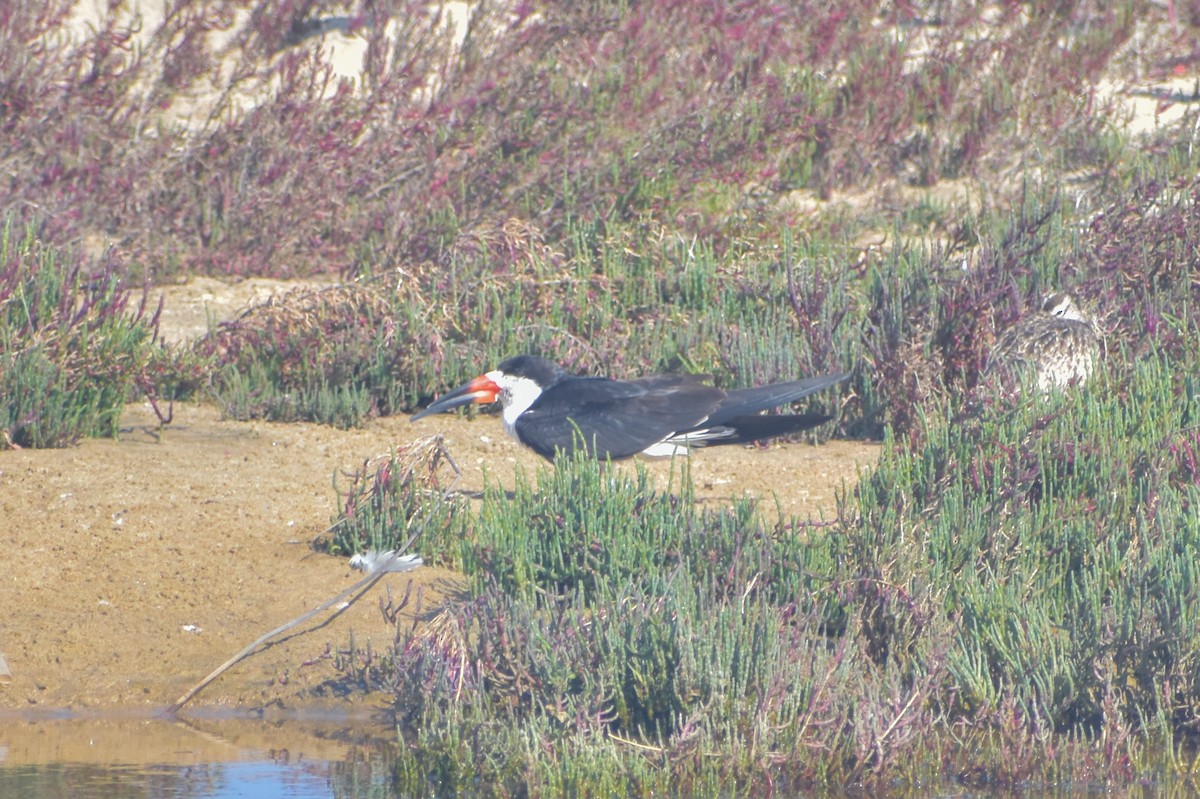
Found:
<box><xmin>712</xmin><ymin>372</ymin><xmax>848</xmax><ymax>423</ymax></box>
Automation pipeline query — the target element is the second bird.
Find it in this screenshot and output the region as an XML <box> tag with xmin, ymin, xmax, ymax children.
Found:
<box><xmin>412</xmin><ymin>355</ymin><xmax>848</xmax><ymax>461</ymax></box>
<box><xmin>985</xmin><ymin>292</ymin><xmax>1101</xmax><ymax>393</ymax></box>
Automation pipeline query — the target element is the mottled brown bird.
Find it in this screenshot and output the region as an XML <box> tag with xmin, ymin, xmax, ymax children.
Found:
<box><xmin>986</xmin><ymin>292</ymin><xmax>1101</xmax><ymax>393</ymax></box>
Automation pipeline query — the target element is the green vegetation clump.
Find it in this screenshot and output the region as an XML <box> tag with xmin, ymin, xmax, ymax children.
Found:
<box><xmin>194</xmin><ymin>283</ymin><xmax>403</xmax><ymax>428</ymax></box>
<box><xmin>0</xmin><ymin>223</ymin><xmax>162</xmax><ymax>448</ymax></box>
<box><xmin>191</xmin><ymin>226</ymin><xmax>857</xmax><ymax>429</ymax></box>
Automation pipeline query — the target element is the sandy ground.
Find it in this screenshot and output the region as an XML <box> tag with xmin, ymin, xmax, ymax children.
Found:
<box><xmin>0</xmin><ymin>405</ymin><xmax>876</xmax><ymax>712</ymax></box>
<box><xmin>0</xmin><ymin>278</ymin><xmax>878</xmax><ymax>765</ymax></box>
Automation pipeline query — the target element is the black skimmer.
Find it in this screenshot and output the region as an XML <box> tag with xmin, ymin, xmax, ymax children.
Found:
<box><xmin>411</xmin><ymin>355</ymin><xmax>848</xmax><ymax>461</ymax></box>
<box><xmin>985</xmin><ymin>292</ymin><xmax>1102</xmax><ymax>392</ymax></box>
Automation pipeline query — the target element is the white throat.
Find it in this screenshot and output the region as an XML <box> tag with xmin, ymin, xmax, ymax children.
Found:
<box><xmin>487</xmin><ymin>370</ymin><xmax>543</xmax><ymax>439</ymax></box>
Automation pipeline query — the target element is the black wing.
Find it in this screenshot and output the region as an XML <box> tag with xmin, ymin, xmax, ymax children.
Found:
<box><xmin>513</xmin><ymin>374</ymin><xmax>724</xmax><ymax>460</ymax></box>
<box><xmin>704</xmin><ymin>372</ymin><xmax>849</xmax><ymax>428</ymax></box>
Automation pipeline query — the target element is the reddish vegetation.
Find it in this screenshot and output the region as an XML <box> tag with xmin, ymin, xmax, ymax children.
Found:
<box><xmin>2</xmin><ymin>3</ymin><xmax>1140</xmax><ymax>279</ymax></box>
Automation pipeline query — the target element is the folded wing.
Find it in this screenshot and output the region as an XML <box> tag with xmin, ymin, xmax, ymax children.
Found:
<box><xmin>514</xmin><ymin>374</ymin><xmax>723</xmax><ymax>460</ymax></box>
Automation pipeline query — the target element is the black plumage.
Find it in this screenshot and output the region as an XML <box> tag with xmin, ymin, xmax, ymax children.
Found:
<box><xmin>413</xmin><ymin>354</ymin><xmax>847</xmax><ymax>461</ymax></box>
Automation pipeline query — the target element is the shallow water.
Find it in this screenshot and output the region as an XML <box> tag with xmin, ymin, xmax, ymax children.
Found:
<box><xmin>0</xmin><ymin>715</ymin><xmax>400</xmax><ymax>799</ymax></box>
<box><xmin>0</xmin><ymin>760</ymin><xmax>397</xmax><ymax>799</ymax></box>
<box><xmin>2</xmin><ymin>714</ymin><xmax>1176</xmax><ymax>798</ymax></box>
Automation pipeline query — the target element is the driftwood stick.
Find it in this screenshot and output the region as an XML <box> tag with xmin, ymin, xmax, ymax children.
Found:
<box><xmin>166</xmin><ymin>530</ymin><xmax>420</xmax><ymax>716</ymax></box>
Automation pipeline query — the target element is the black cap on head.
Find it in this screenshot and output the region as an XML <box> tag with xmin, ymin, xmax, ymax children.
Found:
<box><xmin>494</xmin><ymin>355</ymin><xmax>568</xmax><ymax>386</ymax></box>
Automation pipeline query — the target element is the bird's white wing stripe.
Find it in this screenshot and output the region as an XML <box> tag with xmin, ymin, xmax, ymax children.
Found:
<box><xmin>664</xmin><ymin>427</ymin><xmax>737</xmax><ymax>445</ymax></box>
<box><xmin>638</xmin><ymin>426</ymin><xmax>737</xmax><ymax>457</ymax></box>
<box><xmin>639</xmin><ymin>441</ymin><xmax>690</xmax><ymax>458</ymax></box>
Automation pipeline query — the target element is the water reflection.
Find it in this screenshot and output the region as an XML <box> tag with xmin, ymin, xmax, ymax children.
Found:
<box><xmin>0</xmin><ymin>759</ymin><xmax>401</xmax><ymax>799</ymax></box>
<box><xmin>0</xmin><ymin>715</ymin><xmax>399</xmax><ymax>799</ymax></box>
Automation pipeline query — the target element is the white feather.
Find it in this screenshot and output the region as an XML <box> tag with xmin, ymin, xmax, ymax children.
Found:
<box><xmin>349</xmin><ymin>550</ymin><xmax>424</xmax><ymax>575</ymax></box>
